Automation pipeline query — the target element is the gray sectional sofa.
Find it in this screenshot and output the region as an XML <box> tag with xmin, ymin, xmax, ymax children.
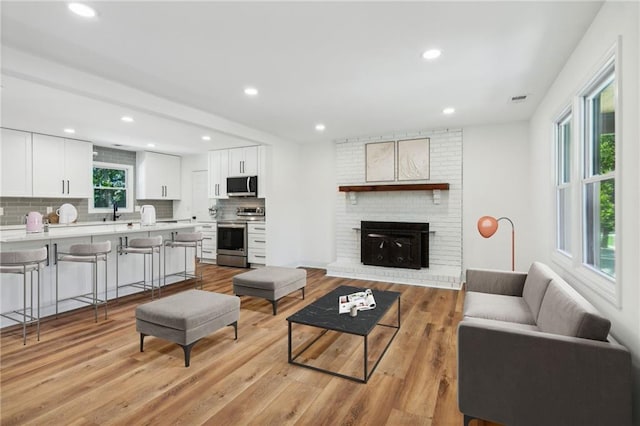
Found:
<box><xmin>458</xmin><ymin>262</ymin><xmax>632</xmax><ymax>426</ymax></box>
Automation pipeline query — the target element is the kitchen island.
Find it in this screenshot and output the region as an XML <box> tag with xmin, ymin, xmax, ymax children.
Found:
<box><xmin>0</xmin><ymin>222</ymin><xmax>200</xmax><ymax>328</ymax></box>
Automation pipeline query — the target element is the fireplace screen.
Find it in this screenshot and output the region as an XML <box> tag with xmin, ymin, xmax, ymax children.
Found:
<box><xmin>361</xmin><ymin>221</ymin><xmax>429</xmax><ymax>270</ymax></box>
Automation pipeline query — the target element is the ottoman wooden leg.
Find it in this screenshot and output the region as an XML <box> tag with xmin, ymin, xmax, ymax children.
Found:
<box><xmin>271</xmin><ymin>300</ymin><xmax>278</xmax><ymax>315</ymax></box>
<box><xmin>140</xmin><ymin>333</ymin><xmax>146</xmax><ymax>352</ymax></box>
<box><xmin>230</xmin><ymin>321</ymin><xmax>238</xmax><ymax>339</ymax></box>
<box><xmin>181</xmin><ymin>340</ymin><xmax>199</xmax><ymax>367</ymax></box>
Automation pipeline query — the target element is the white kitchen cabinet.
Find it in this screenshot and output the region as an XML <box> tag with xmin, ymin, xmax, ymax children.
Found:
<box><xmin>208</xmin><ymin>150</ymin><xmax>228</xmax><ymax>199</ymax></box>
<box><xmin>247</xmin><ymin>222</ymin><xmax>266</xmax><ymax>266</ymax></box>
<box><xmin>197</xmin><ymin>222</ymin><xmax>216</xmax><ymax>263</ymax></box>
<box><xmin>136</xmin><ymin>151</ymin><xmax>181</xmax><ymax>200</ymax></box>
<box><xmin>32</xmin><ymin>134</ymin><xmax>92</xmax><ymax>198</ymax></box>
<box><xmin>228</xmin><ymin>146</ymin><xmax>258</xmax><ymax>177</ymax></box>
<box><xmin>0</xmin><ymin>128</ymin><xmax>32</xmax><ymax>197</ymax></box>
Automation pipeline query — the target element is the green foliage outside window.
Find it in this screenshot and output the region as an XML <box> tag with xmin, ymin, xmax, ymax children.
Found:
<box><xmin>93</xmin><ymin>167</ymin><xmax>128</xmax><ymax>208</ymax></box>
<box><xmin>599</xmin><ymin>133</ymin><xmax>615</xmax><ymax>248</ymax></box>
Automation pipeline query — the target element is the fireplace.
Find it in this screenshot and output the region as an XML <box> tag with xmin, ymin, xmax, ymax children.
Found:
<box><xmin>361</xmin><ymin>221</ymin><xmax>429</xmax><ymax>270</ymax></box>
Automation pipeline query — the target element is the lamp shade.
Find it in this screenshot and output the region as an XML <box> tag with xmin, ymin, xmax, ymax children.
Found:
<box><xmin>477</xmin><ymin>216</ymin><xmax>499</xmax><ymax>238</ymax></box>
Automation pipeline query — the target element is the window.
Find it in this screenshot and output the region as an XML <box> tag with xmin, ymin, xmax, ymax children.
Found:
<box><xmin>582</xmin><ymin>64</ymin><xmax>615</xmax><ymax>279</ymax></box>
<box><xmin>555</xmin><ymin>110</ymin><xmax>572</xmax><ymax>255</ymax></box>
<box><xmin>90</xmin><ymin>162</ymin><xmax>134</xmax><ymax>213</ymax></box>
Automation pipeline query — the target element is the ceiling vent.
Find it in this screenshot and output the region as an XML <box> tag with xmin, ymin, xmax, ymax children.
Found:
<box><xmin>510</xmin><ymin>94</ymin><xmax>528</xmax><ymax>103</ymax></box>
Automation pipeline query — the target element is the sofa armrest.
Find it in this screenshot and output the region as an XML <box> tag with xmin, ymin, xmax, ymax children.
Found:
<box><xmin>457</xmin><ymin>318</ymin><xmax>632</xmax><ymax>426</ymax></box>
<box><xmin>465</xmin><ymin>268</ymin><xmax>527</xmax><ymax>296</ymax></box>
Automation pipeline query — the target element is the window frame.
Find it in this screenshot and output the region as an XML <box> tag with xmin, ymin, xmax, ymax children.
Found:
<box><xmin>551</xmin><ymin>43</ymin><xmax>620</xmax><ymax>308</ymax></box>
<box><xmin>89</xmin><ymin>161</ymin><xmax>134</xmax><ymax>214</ymax></box>
<box><xmin>554</xmin><ymin>107</ymin><xmax>572</xmax><ymax>258</ymax></box>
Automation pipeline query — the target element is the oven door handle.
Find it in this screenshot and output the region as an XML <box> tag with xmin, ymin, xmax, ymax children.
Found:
<box><xmin>217</xmin><ymin>224</ymin><xmax>247</xmax><ymax>229</ymax></box>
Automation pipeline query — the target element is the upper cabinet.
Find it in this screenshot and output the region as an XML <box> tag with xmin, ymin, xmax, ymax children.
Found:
<box><xmin>228</xmin><ymin>146</ymin><xmax>258</xmax><ymax>176</ymax></box>
<box><xmin>32</xmin><ymin>134</ymin><xmax>92</xmax><ymax>198</ymax></box>
<box><xmin>136</xmin><ymin>151</ymin><xmax>181</xmax><ymax>200</ymax></box>
<box><xmin>208</xmin><ymin>150</ymin><xmax>229</xmax><ymax>199</ymax></box>
<box><xmin>0</xmin><ymin>128</ymin><xmax>33</xmax><ymax>197</ymax></box>
<box><xmin>208</xmin><ymin>145</ymin><xmax>266</xmax><ymax>199</ymax></box>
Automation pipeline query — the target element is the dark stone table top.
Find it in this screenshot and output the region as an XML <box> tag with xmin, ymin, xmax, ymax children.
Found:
<box><xmin>286</xmin><ymin>285</ymin><xmax>401</xmax><ymax>336</ymax></box>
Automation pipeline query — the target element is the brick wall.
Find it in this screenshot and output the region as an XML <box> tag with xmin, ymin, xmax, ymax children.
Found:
<box><xmin>327</xmin><ymin>128</ymin><xmax>463</xmax><ymax>288</ymax></box>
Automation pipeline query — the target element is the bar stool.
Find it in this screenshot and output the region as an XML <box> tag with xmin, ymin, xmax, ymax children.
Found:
<box><xmin>164</xmin><ymin>232</ymin><xmax>203</xmax><ymax>289</ymax></box>
<box><xmin>116</xmin><ymin>236</ymin><xmax>163</xmax><ymax>299</ymax></box>
<box><xmin>56</xmin><ymin>241</ymin><xmax>111</xmax><ymax>322</ymax></box>
<box><xmin>0</xmin><ymin>247</ymin><xmax>48</xmax><ymax>344</ymax></box>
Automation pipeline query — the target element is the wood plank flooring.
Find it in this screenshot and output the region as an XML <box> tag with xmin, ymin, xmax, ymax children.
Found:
<box><xmin>0</xmin><ymin>265</ymin><xmax>493</xmax><ymax>425</ymax></box>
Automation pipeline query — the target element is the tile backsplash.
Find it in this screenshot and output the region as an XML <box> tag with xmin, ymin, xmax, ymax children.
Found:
<box><xmin>0</xmin><ymin>197</ymin><xmax>173</xmax><ymax>226</ymax></box>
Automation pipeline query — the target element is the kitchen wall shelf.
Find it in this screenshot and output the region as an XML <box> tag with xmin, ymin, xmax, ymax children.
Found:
<box><xmin>338</xmin><ymin>183</ymin><xmax>449</xmax><ymax>192</ymax></box>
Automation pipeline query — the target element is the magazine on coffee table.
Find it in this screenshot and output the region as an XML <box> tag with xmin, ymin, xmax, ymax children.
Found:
<box><xmin>338</xmin><ymin>289</ymin><xmax>377</xmax><ymax>314</ymax></box>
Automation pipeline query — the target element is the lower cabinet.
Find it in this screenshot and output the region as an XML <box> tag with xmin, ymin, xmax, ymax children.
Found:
<box><xmin>0</xmin><ymin>227</ymin><xmax>199</xmax><ymax>327</ymax></box>
<box><xmin>248</xmin><ymin>222</ymin><xmax>267</xmax><ymax>266</ymax></box>
<box><xmin>197</xmin><ymin>223</ymin><xmax>216</xmax><ymax>263</ymax></box>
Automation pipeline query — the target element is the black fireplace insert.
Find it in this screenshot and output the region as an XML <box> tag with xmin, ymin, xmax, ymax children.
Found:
<box><xmin>361</xmin><ymin>221</ymin><xmax>429</xmax><ymax>270</ymax></box>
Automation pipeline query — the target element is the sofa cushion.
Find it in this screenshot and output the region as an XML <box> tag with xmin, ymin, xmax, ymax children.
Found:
<box><xmin>537</xmin><ymin>280</ymin><xmax>611</xmax><ymax>341</ymax></box>
<box><xmin>463</xmin><ymin>292</ymin><xmax>536</xmax><ymax>325</ymax></box>
<box><xmin>522</xmin><ymin>262</ymin><xmax>554</xmax><ymax>321</ymax></box>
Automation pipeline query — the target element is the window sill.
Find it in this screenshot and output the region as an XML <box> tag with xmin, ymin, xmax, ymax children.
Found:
<box><xmin>551</xmin><ymin>251</ymin><xmax>619</xmax><ymax>308</ymax></box>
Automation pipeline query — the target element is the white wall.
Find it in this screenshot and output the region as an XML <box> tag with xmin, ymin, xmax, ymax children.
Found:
<box><xmin>264</xmin><ymin>142</ymin><xmax>304</xmax><ymax>267</ymax></box>
<box><xmin>462</xmin><ymin>122</ymin><xmax>532</xmax><ymax>272</ymax></box>
<box><xmin>297</xmin><ymin>142</ymin><xmax>337</xmax><ymax>267</ymax></box>
<box><xmin>528</xmin><ymin>1</ymin><xmax>640</xmax><ymax>420</ymax></box>
<box><xmin>173</xmin><ymin>154</ymin><xmax>208</xmax><ymax>219</ymax></box>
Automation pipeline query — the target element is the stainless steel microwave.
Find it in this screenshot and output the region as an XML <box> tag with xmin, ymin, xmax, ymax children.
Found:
<box><xmin>227</xmin><ymin>176</ymin><xmax>258</xmax><ymax>197</ymax></box>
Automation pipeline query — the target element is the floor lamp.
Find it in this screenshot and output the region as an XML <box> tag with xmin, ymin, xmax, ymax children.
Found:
<box><xmin>477</xmin><ymin>215</ymin><xmax>515</xmax><ymax>271</ymax></box>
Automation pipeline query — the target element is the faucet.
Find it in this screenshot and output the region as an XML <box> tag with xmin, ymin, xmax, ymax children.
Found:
<box><xmin>113</xmin><ymin>202</ymin><xmax>121</xmax><ymax>221</ymax></box>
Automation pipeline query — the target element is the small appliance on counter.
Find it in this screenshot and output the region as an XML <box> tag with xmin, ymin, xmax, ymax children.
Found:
<box><xmin>140</xmin><ymin>205</ymin><xmax>157</xmax><ymax>226</ymax></box>
<box><xmin>56</xmin><ymin>203</ymin><xmax>78</xmax><ymax>224</ymax></box>
<box><xmin>25</xmin><ymin>211</ymin><xmax>44</xmax><ymax>233</ymax></box>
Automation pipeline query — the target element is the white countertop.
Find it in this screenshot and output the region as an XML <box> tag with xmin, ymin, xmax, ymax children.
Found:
<box><xmin>0</xmin><ymin>222</ymin><xmax>197</xmax><ymax>243</ymax></box>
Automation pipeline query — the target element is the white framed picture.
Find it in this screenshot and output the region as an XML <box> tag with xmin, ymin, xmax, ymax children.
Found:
<box><xmin>398</xmin><ymin>138</ymin><xmax>430</xmax><ymax>180</ymax></box>
<box><xmin>365</xmin><ymin>141</ymin><xmax>395</xmax><ymax>182</ymax></box>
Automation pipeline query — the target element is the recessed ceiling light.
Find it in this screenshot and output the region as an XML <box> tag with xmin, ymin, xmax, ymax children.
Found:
<box><xmin>63</xmin><ymin>128</ymin><xmax>75</xmax><ymax>134</ymax></box>
<box><xmin>147</xmin><ymin>143</ymin><xmax>155</xmax><ymax>148</ymax></box>
<box><xmin>244</xmin><ymin>87</ymin><xmax>258</xmax><ymax>96</ymax></box>
<box><xmin>315</xmin><ymin>123</ymin><xmax>326</xmax><ymax>132</ymax></box>
<box><xmin>202</xmin><ymin>135</ymin><xmax>211</xmax><ymax>141</ymax></box>
<box><xmin>422</xmin><ymin>49</ymin><xmax>442</xmax><ymax>60</ymax></box>
<box><xmin>443</xmin><ymin>107</ymin><xmax>455</xmax><ymax>115</ymax></box>
<box><xmin>121</xmin><ymin>116</ymin><xmax>134</xmax><ymax>123</ymax></box>
<box><xmin>68</xmin><ymin>3</ymin><xmax>97</xmax><ymax>18</ymax></box>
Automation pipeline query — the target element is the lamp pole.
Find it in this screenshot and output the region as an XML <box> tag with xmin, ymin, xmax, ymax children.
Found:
<box><xmin>497</xmin><ymin>217</ymin><xmax>515</xmax><ymax>271</ymax></box>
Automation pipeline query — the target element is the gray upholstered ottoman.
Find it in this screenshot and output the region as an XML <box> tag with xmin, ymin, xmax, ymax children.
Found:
<box><xmin>233</xmin><ymin>267</ymin><xmax>306</xmax><ymax>315</ymax></box>
<box><xmin>135</xmin><ymin>289</ymin><xmax>240</xmax><ymax>367</ymax></box>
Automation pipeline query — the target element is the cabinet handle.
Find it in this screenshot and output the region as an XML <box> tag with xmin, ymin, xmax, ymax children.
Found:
<box><xmin>202</xmin><ymin>250</ymin><xmax>213</xmax><ymax>254</ymax></box>
<box><xmin>253</xmin><ymin>227</ymin><xmax>266</xmax><ymax>231</ymax></box>
<box><xmin>53</xmin><ymin>243</ymin><xmax>58</xmax><ymax>265</ymax></box>
<box><xmin>67</xmin><ymin>180</ymin><xmax>70</xmax><ymax>194</ymax></box>
<box><xmin>254</xmin><ymin>255</ymin><xmax>266</xmax><ymax>258</ymax></box>
<box><xmin>45</xmin><ymin>244</ymin><xmax>50</xmax><ymax>266</ymax></box>
<box><xmin>254</xmin><ymin>240</ymin><xmax>266</xmax><ymax>243</ymax></box>
<box><xmin>61</xmin><ymin>180</ymin><xmax>65</xmax><ymax>194</ymax></box>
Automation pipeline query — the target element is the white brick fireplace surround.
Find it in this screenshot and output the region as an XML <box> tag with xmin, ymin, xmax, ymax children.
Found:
<box><xmin>327</xmin><ymin>129</ymin><xmax>462</xmax><ymax>289</ymax></box>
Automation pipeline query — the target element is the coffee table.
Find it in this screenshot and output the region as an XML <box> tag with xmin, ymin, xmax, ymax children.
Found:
<box><xmin>287</xmin><ymin>285</ymin><xmax>401</xmax><ymax>383</ymax></box>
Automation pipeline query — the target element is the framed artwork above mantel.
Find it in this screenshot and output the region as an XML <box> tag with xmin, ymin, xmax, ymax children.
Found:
<box><xmin>365</xmin><ymin>141</ymin><xmax>395</xmax><ymax>182</ymax></box>
<box><xmin>398</xmin><ymin>138</ymin><xmax>430</xmax><ymax>180</ymax></box>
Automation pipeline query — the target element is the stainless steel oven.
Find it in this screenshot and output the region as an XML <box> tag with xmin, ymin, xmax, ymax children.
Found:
<box><xmin>216</xmin><ymin>221</ymin><xmax>248</xmax><ymax>267</ymax></box>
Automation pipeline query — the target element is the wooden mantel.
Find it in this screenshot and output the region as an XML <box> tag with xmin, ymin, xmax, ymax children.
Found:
<box><xmin>338</xmin><ymin>183</ymin><xmax>450</xmax><ymax>192</ymax></box>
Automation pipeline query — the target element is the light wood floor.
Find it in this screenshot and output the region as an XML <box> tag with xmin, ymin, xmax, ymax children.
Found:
<box><xmin>1</xmin><ymin>265</ymin><xmax>493</xmax><ymax>425</ymax></box>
